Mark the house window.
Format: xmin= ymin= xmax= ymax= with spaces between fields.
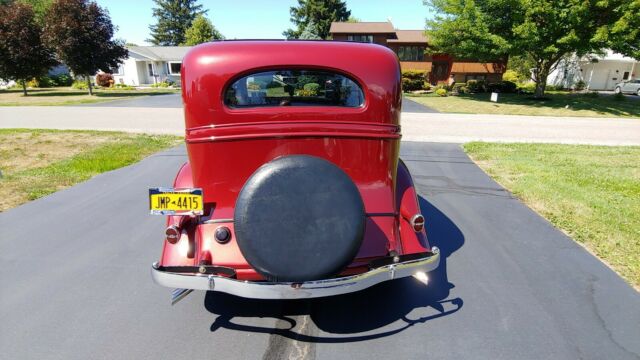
xmin=347 ymin=35 xmax=373 ymax=43
xmin=148 ymin=63 xmax=154 ymax=76
xmin=623 ymin=71 xmax=630 ymax=80
xmin=168 ymin=62 xmax=182 ymax=75
xmin=397 ymin=46 xmax=425 ymax=61
xmin=465 ymin=74 xmax=487 ymax=82
xmin=112 ymin=65 xmax=124 ymax=75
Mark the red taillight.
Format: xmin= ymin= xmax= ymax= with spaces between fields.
xmin=165 ymin=225 xmax=181 ymax=244
xmin=410 ymin=214 xmax=425 ymax=232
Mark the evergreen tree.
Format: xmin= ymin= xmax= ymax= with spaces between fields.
xmin=182 ymin=14 xmax=223 ymax=45
xmin=298 ymin=20 xmax=321 ymax=40
xmin=148 ymin=0 xmax=206 ymax=46
xmin=283 ymin=0 xmax=350 ymax=40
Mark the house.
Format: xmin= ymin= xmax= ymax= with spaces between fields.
xmin=548 ymin=50 xmax=639 ymax=90
xmin=111 ymin=46 xmax=193 ymax=86
xmin=329 ymin=21 xmax=505 ymax=84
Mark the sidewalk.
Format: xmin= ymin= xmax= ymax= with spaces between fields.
xmin=1 ymin=106 xmax=639 ymax=145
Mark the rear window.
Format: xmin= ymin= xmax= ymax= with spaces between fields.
xmin=224 ymin=70 xmax=364 ymax=108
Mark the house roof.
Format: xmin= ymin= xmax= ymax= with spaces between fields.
xmin=387 ymin=30 xmax=428 ymax=43
xmin=329 ymin=21 xmax=396 ymax=34
xmin=127 ymin=46 xmax=193 ymax=61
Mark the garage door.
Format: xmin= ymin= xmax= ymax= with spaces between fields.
xmin=588 ymin=70 xmax=610 ymax=90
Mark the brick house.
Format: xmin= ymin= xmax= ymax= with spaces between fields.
xmin=329 ymin=21 xmax=505 ymax=85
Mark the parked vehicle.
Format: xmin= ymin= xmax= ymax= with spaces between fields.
xmin=149 ymin=41 xmax=440 ymax=304
xmin=614 ymin=79 xmax=640 ymax=95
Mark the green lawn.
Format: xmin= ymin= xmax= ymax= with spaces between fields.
xmin=464 ymin=143 xmax=640 ymax=288
xmin=0 ymin=129 xmax=182 ymax=211
xmin=408 ymin=92 xmax=640 ymax=118
xmin=0 ymin=87 xmax=179 ymax=106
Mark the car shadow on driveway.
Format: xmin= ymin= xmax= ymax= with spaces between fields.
xmin=203 ymin=197 xmax=464 ymax=343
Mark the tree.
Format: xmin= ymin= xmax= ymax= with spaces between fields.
xmin=182 ymin=14 xmax=223 ymax=45
xmin=148 ymin=0 xmax=206 ymax=46
xmin=425 ymin=0 xmax=640 ymax=98
xmin=44 ymin=0 xmax=127 ymax=95
xmin=600 ymin=0 xmax=640 ymax=60
xmin=17 ymin=0 xmax=53 ymax=24
xmin=298 ymin=20 xmax=321 ymax=40
xmin=283 ymin=0 xmax=350 ymax=40
xmin=0 ymin=2 xmax=57 ymax=95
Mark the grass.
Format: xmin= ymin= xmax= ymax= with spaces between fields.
xmin=463 ymin=142 xmax=640 ymax=288
xmin=0 ymin=129 xmax=182 ymax=211
xmin=407 ymin=91 xmax=640 ymax=118
xmin=0 ymin=87 xmax=179 ymax=106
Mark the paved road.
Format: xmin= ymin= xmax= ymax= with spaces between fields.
xmin=76 ymin=93 xmax=183 ymax=108
xmin=1 ymin=142 xmax=638 ymax=360
xmin=2 ymin=106 xmax=640 ymax=145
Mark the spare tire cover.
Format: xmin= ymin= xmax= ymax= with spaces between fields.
xmin=234 ymin=155 xmax=365 ymax=282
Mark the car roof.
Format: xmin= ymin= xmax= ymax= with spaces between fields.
xmin=181 ymin=40 xmax=402 ymax=128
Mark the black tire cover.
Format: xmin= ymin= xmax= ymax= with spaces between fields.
xmin=234 ymin=155 xmax=365 ymax=282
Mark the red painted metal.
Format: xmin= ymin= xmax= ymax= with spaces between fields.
xmin=157 ymin=41 xmax=432 ymax=280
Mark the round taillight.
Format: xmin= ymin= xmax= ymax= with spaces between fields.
xmin=165 ymin=225 xmax=181 ymax=244
xmin=410 ymin=214 xmax=425 ymax=232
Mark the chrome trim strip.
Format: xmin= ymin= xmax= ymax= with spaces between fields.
xmin=203 ymin=218 xmax=234 ymax=224
xmin=151 ymin=247 xmax=440 ymax=299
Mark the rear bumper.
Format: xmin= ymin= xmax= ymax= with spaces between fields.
xmin=151 ymin=247 xmax=440 ymax=299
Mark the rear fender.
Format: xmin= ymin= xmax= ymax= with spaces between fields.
xmin=396 ymin=159 xmax=431 ymax=254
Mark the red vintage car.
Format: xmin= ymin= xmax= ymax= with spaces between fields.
xmin=150 ymin=40 xmax=440 ymax=304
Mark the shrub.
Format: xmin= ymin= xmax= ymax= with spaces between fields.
xmin=38 ymin=76 xmax=57 ymax=88
xmin=266 ymin=81 xmax=281 ymax=89
xmin=487 ymin=81 xmax=517 ymax=93
xmin=151 ymin=81 xmax=171 ymax=88
xmin=585 ymin=91 xmax=599 ymax=98
xmin=95 ymin=73 xmax=113 ymax=87
xmin=466 ymin=79 xmax=486 ymax=93
xmin=71 ymin=80 xmax=88 ymax=90
xmin=502 ymin=70 xmax=522 ymax=83
xmin=401 ymin=70 xmax=426 ymax=80
xmin=110 ymin=83 xmax=135 ymax=90
xmin=303 ymin=82 xmax=320 ymax=92
xmin=574 ymin=80 xmax=586 ymax=91
xmin=402 ymin=78 xmax=424 ymax=91
xmin=517 ymin=82 xmax=536 ymax=93
xmin=401 ymin=70 xmax=429 ymax=91
xmin=25 ymin=78 xmax=39 ymax=88
xmin=51 ymin=73 xmax=72 ymax=86
xmin=435 ymin=88 xmax=448 ymax=97
xmin=452 ymin=83 xmax=468 ymax=94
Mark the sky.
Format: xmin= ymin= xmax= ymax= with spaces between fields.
xmin=94 ymin=0 xmax=434 ymax=45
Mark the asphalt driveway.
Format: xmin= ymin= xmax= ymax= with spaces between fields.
xmin=1 ymin=142 xmax=638 ymax=360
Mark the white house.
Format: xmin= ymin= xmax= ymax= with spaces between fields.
xmin=548 ymin=50 xmax=639 ymax=90
xmin=112 ymin=46 xmax=193 ymax=86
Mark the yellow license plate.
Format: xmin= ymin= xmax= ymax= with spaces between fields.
xmin=149 ymin=188 xmax=203 ymax=215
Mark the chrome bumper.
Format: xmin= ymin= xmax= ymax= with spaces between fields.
xmin=151 ymin=247 xmax=440 ymax=299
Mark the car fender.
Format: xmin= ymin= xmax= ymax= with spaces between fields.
xmin=396 ymin=159 xmax=431 ymax=254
